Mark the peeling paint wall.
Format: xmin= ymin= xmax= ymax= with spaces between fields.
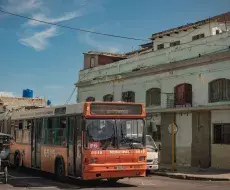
xmin=78 ymin=59 xmax=230 ymax=107
xmin=153 ymin=23 xmax=230 ymax=51
xmin=211 ymin=144 xmax=230 ymax=169
xmin=211 ymin=110 xmax=230 ymax=169
xmin=78 ymin=32 xmax=230 ymax=82
xmin=191 ymin=112 xmax=211 ymax=168
xmin=175 ymin=113 xmax=192 ymax=166
xmin=160 ymin=113 xmax=175 ymax=164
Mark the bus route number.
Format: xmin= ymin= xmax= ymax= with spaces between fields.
xmin=44 ymin=148 xmax=56 ymax=158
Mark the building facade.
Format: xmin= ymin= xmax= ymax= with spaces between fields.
xmin=76 ymin=12 xmax=230 ymax=169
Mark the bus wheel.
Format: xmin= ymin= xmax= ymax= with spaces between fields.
xmin=55 ymin=157 xmax=65 ymax=181
xmin=107 ymin=178 xmax=119 ymax=184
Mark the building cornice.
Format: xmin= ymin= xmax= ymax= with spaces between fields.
xmin=75 ymin=50 xmax=230 ymax=88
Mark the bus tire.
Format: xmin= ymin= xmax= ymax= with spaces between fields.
xmin=14 ymin=151 xmax=21 ymax=170
xmin=107 ymin=178 xmax=119 ymax=184
xmin=55 ymin=157 xmax=65 ymax=181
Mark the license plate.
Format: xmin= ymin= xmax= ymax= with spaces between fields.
xmin=116 ymin=165 xmax=124 ymax=170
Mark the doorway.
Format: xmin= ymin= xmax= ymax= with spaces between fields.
xmin=67 ymin=116 xmax=82 ymax=177
xmin=31 ymin=119 xmax=42 ymax=168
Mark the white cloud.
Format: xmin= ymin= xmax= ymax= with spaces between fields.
xmin=1 ymin=0 xmax=42 ymax=14
xmin=19 ymin=10 xmax=82 ymax=51
xmin=19 ymin=26 xmax=58 ymax=51
xmin=26 ymin=11 xmax=83 ymax=26
xmin=1 ymin=0 xmax=103 ymax=51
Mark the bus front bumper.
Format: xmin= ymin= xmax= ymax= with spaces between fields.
xmin=83 ymin=163 xmax=146 ymax=180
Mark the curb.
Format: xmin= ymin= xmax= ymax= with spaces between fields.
xmin=152 ymin=172 xmax=230 ymax=181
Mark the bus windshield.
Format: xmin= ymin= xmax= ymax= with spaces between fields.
xmin=85 ymin=119 xmax=145 ymax=150
xmin=118 ymin=119 xmax=144 ymax=149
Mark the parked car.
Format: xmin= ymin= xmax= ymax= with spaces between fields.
xmin=146 ymin=135 xmax=159 ymax=173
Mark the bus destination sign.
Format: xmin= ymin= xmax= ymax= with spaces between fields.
xmin=90 ymin=103 xmax=142 ymax=115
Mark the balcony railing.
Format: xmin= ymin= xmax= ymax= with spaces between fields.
xmin=166 ymin=92 xmax=193 ymax=108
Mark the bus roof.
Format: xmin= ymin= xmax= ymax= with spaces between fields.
xmin=10 ymin=102 xmax=145 ymax=120
xmin=11 ymin=103 xmax=85 ymax=120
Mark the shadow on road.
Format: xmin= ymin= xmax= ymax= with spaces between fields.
xmin=6 ymin=168 xmax=137 ymax=189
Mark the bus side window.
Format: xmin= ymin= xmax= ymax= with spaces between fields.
xmin=44 ymin=117 xmax=54 ymax=145
xmin=11 ymin=121 xmax=15 ymax=140
xmin=68 ymin=117 xmax=74 ymax=145
xmin=0 ymin=120 xmax=3 ymax=133
xmin=76 ymin=117 xmax=82 ymax=148
xmin=7 ymin=118 xmax=11 ymax=134
xmin=22 ymin=120 xmax=31 ymax=144
xmin=15 ymin=120 xmax=23 ymax=143
xmin=37 ymin=118 xmax=44 ymax=144
xmin=56 ymin=117 xmax=67 ymax=146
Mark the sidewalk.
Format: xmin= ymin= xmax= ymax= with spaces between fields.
xmin=152 ymin=164 xmax=230 ymax=181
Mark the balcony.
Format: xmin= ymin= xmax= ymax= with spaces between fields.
xmin=166 ymin=92 xmax=193 ymax=108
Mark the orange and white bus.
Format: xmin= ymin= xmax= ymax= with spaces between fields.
xmin=9 ymin=102 xmax=147 ymax=182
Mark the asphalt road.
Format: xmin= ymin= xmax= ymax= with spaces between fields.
xmin=0 ymin=169 xmax=230 ymax=189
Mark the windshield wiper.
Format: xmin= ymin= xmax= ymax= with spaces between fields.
xmin=121 ymin=138 xmax=143 ymax=149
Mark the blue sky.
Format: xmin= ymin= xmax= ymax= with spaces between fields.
xmin=0 ymin=0 xmax=229 ymax=105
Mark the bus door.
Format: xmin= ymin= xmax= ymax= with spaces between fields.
xmin=67 ymin=116 xmax=82 ymax=177
xmin=31 ymin=119 xmax=42 ymax=168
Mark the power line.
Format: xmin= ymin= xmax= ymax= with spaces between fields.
xmin=65 ymin=87 xmax=76 ymax=104
xmin=1 ymin=9 xmax=229 ymax=45
xmin=0 ymin=9 xmax=148 ymax=42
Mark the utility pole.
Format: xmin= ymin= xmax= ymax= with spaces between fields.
xmin=171 ymin=120 xmax=175 ymax=171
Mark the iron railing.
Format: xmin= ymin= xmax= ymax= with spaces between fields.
xmin=166 ymin=92 xmax=193 ymax=108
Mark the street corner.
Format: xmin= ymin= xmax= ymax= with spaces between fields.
xmin=0 ymin=183 xmax=15 ymax=190
xmin=151 ymin=171 xmax=230 ymax=181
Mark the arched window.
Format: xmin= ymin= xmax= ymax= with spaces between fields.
xmin=209 ymin=78 xmax=230 ymax=103
xmin=86 ymin=97 xmax=95 ymax=102
xmin=103 ymin=94 xmax=113 ymax=102
xmin=122 ymin=91 xmax=135 ymax=102
xmin=174 ymin=83 xmax=192 ymax=106
xmin=146 ymin=88 xmax=161 ymax=107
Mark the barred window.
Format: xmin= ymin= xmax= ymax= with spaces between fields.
xmin=122 ymin=91 xmax=135 ymax=102
xmin=170 ymin=41 xmax=180 ymax=47
xmin=192 ymin=33 xmax=205 ymax=41
xmin=103 ymin=94 xmax=113 ymax=102
xmin=86 ymin=97 xmax=95 ymax=102
xmin=213 ymin=124 xmax=230 ymax=144
xmin=209 ymin=78 xmax=230 ymax=103
xmin=146 ymin=88 xmax=161 ymax=107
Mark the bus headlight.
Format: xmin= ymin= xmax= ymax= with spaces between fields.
xmin=139 ymin=156 xmax=146 ymax=161
xmin=89 ymin=158 xmax=98 ymax=163
xmin=84 ymin=157 xmax=98 ymax=164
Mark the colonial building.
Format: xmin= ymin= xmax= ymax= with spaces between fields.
xmin=75 ymin=12 xmax=230 ymax=169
